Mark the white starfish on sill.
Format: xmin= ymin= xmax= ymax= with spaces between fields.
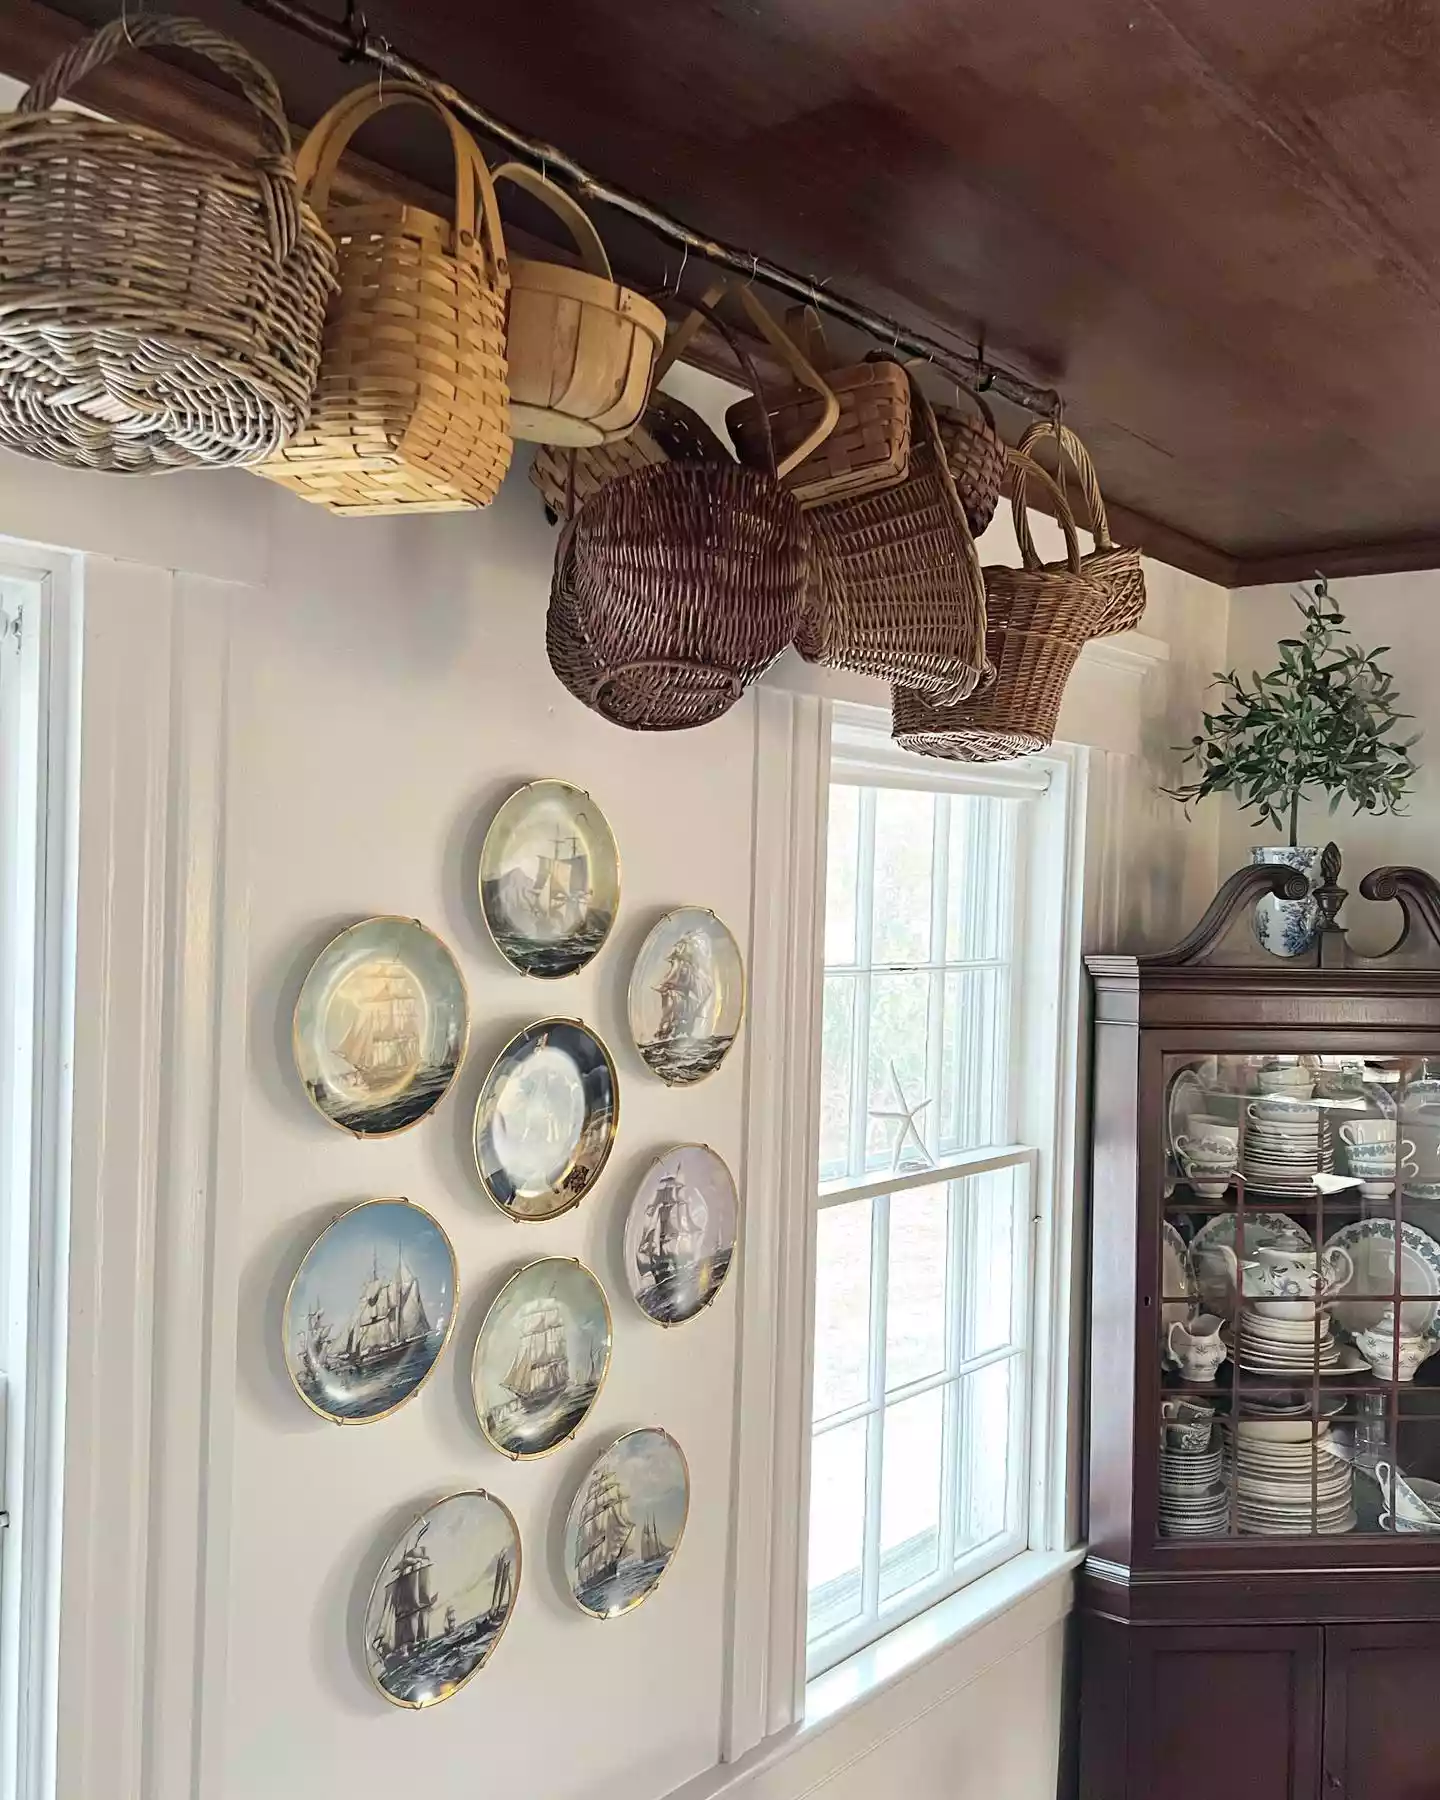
xmin=870 ymin=1060 xmax=935 ymax=1173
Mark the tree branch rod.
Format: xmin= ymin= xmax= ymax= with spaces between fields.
xmin=237 ymin=0 xmax=1063 ymax=417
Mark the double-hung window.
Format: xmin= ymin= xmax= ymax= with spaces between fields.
xmin=805 ymin=708 xmax=1074 ymax=1675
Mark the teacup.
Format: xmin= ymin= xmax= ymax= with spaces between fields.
xmin=1355 ymin=1321 xmax=1434 ymax=1382
xmin=1168 ymin=1313 xmax=1227 ymax=1383
xmin=1175 ymin=1134 xmax=1239 ymax=1198
xmin=1257 ymin=1065 xmax=1314 ymax=1099
xmin=1246 ymin=1098 xmax=1320 ymax=1126
xmin=1377 ymin=1460 xmax=1440 ymax=1532
xmin=1191 ymin=1115 xmax=1240 ymax=1148
xmin=1161 ymin=1398 xmax=1215 ymax=1451
xmin=1341 ymin=1119 xmax=1397 ymax=1149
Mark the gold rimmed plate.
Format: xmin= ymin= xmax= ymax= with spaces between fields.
xmin=363 ymin=1488 xmax=521 ymax=1709
xmin=624 ymin=1145 xmax=739 ymax=1327
xmin=293 ymin=916 xmax=469 ymax=1137
xmin=285 ymin=1198 xmax=457 ymax=1426
xmin=480 ymin=779 xmax=620 ymax=978
xmin=628 ymin=907 xmax=744 ymax=1087
xmin=563 ymin=1427 xmax=689 ymax=1619
xmin=472 ymin=1257 xmax=612 ymax=1458
xmin=473 ymin=1017 xmax=619 ymax=1221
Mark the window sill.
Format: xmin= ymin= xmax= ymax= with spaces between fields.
xmin=805 ymin=1544 xmax=1084 ymax=1728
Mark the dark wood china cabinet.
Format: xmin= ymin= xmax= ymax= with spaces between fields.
xmin=1080 ymin=855 xmax=1440 ymax=1800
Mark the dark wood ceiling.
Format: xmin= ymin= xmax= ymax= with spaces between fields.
xmin=11 ymin=0 xmax=1440 ymax=583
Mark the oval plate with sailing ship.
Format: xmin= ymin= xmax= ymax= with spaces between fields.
xmin=293 ymin=916 xmax=469 ymax=1137
xmin=472 ymin=1257 xmax=612 ymax=1458
xmin=563 ymin=1427 xmax=689 ymax=1620
xmin=480 ymin=779 xmax=620 ymax=979
xmin=628 ymin=908 xmax=744 ymax=1087
xmin=284 ymin=1198 xmax=458 ymax=1426
xmin=473 ymin=1018 xmax=619 ymax=1221
xmin=363 ymin=1488 xmax=521 ymax=1710
xmin=624 ymin=1145 xmax=739 ymax=1327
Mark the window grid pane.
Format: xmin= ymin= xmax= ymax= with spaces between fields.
xmin=810 ymin=773 xmax=1035 ymax=1667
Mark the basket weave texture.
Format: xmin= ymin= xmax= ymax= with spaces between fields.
xmin=728 ymin=356 xmax=910 ymax=507
xmin=529 ymin=391 xmax=728 ymax=519
xmin=892 ymin=452 xmax=1110 ymax=763
xmin=0 ymin=15 xmax=336 ymax=473
xmin=797 ymin=371 xmax=990 ymax=705
xmin=547 ymin=306 xmax=808 ymax=732
xmin=932 ymin=396 xmax=1007 ymax=536
xmin=1012 ymin=421 xmax=1146 ymax=636
xmin=256 ymin=82 xmax=511 ymax=515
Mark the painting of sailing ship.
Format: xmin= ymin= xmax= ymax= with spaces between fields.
xmin=480 ymin=780 xmax=620 ymax=978
xmin=473 ymin=1018 xmax=618 ymax=1220
xmin=364 ymin=1489 xmax=520 ymax=1709
xmin=563 ymin=1428 xmax=689 ymax=1619
xmin=624 ymin=1145 xmax=739 ymax=1326
xmin=472 ymin=1257 xmax=612 ymax=1457
xmin=628 ymin=908 xmax=744 ymax=1088
xmin=285 ymin=1199 xmax=457 ymax=1424
xmin=293 ymin=917 xmax=469 ymax=1136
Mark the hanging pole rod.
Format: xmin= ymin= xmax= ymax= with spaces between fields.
xmin=237 ymin=0 xmax=1063 ymax=418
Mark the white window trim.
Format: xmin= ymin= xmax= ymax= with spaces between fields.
xmin=0 ymin=549 xmax=80 ymax=1800
xmin=726 ymin=692 xmax=1088 ymax=1763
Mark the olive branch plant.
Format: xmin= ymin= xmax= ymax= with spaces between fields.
xmin=1165 ymin=577 xmax=1420 ymax=846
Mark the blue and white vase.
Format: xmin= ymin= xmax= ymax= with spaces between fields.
xmin=1250 ymin=845 xmax=1322 ymax=957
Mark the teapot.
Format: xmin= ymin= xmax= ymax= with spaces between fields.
xmin=1212 ymin=1238 xmax=1353 ymax=1320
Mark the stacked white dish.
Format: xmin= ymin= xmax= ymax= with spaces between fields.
xmin=1235 ymin=1305 xmax=1363 ymax=1375
xmin=1229 ymin=1420 xmax=1355 ymax=1535
xmin=1242 ymin=1101 xmax=1323 ymax=1196
xmin=1159 ymin=1432 xmax=1227 ymax=1537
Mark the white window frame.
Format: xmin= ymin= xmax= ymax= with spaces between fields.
xmin=0 ymin=549 xmax=78 ymax=1800
xmin=726 ymin=691 xmax=1087 ymax=1762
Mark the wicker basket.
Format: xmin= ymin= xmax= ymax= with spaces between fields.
xmin=797 ymin=370 xmax=989 ymax=704
xmin=932 ymin=388 xmax=1007 ymax=536
xmin=727 ymin=302 xmax=908 ymax=507
xmin=492 ymin=162 xmax=666 ymax=447
xmin=892 ymin=453 xmax=1110 ymax=762
xmin=529 ymin=391 xmax=728 ymax=518
xmin=1012 ymin=421 xmax=1146 ymax=635
xmin=547 ymin=306 xmax=809 ymax=731
xmin=256 ymin=81 xmax=510 ymax=515
xmin=0 ymin=15 xmax=336 ymax=473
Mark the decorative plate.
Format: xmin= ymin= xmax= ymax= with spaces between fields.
xmin=363 ymin=1489 xmax=520 ymax=1709
xmin=472 ymin=1258 xmax=612 ymax=1458
xmin=563 ymin=1427 xmax=689 ymax=1620
xmin=293 ymin=916 xmax=469 ymax=1137
xmin=1161 ymin=1220 xmax=1197 ymax=1340
xmin=628 ymin=908 xmax=744 ymax=1087
xmin=479 ymin=780 xmax=620 ymax=979
xmin=473 ymin=1018 xmax=618 ymax=1221
xmin=1325 ymin=1217 xmax=1440 ymax=1342
xmin=284 ymin=1198 xmax=457 ymax=1425
xmin=624 ymin=1146 xmax=739 ymax=1326
xmin=1190 ymin=1211 xmax=1310 ymax=1317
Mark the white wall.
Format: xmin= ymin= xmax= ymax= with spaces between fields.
xmin=0 ymin=423 xmax=1222 ymax=1800
xmin=1223 ymin=572 xmax=1440 ymax=952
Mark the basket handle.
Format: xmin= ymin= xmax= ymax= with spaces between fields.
xmin=727 ymin=286 xmax=840 ymax=477
xmin=294 ymin=82 xmax=508 ymax=287
xmin=1007 ymin=448 xmax=1084 ymax=575
xmin=490 ymin=162 xmax=613 ymax=280
xmin=784 ymin=304 xmax=835 ymax=372
xmin=1013 ymin=420 xmax=1112 ymax=550
xmin=17 ymin=14 xmax=303 ymax=262
xmin=903 ymin=369 xmax=990 ymax=680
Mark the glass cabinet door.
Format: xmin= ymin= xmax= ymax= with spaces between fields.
xmin=1159 ymin=1052 xmax=1440 ymax=1544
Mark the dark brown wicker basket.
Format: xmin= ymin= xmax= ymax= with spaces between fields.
xmin=529 ymin=390 xmax=728 ymax=520
xmin=796 ymin=369 xmax=989 ymax=704
xmin=892 ymin=452 xmax=1110 ymax=762
xmin=1012 ymin=421 xmax=1146 ymax=636
xmin=932 ymin=387 xmax=1007 ymax=536
xmin=547 ymin=306 xmax=809 ymax=732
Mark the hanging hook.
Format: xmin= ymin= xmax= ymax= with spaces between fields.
xmin=341 ymin=0 xmax=369 ymax=61
xmin=973 ymin=326 xmax=994 ymax=393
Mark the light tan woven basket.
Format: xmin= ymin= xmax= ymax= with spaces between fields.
xmin=256 ymin=81 xmax=511 ymax=515
xmin=892 ymin=453 xmax=1110 ymax=763
xmin=1012 ymin=421 xmax=1146 ymax=636
xmin=797 ymin=370 xmax=990 ymax=704
xmin=0 ymin=14 xmax=336 ymax=473
xmin=492 ymin=162 xmax=666 ymax=447
xmin=727 ymin=302 xmax=909 ymax=507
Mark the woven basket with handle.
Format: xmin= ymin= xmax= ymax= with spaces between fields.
xmin=547 ymin=304 xmax=809 ymax=732
xmin=0 ymin=14 xmax=336 ymax=473
xmin=529 ymin=390 xmax=728 ymax=518
xmin=726 ymin=302 xmax=907 ymax=507
xmin=1012 ymin=421 xmax=1146 ymax=636
xmin=797 ymin=369 xmax=990 ymax=704
xmin=892 ymin=452 xmax=1110 ymax=762
xmin=256 ymin=81 xmax=510 ymax=515
xmin=932 ymin=386 xmax=1007 ymax=536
